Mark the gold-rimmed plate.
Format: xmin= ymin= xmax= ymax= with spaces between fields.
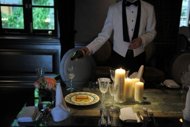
xmin=65 ymin=92 xmax=100 ymax=106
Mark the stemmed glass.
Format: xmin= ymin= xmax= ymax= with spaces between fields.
xmin=109 ymin=69 xmax=116 ymax=105
xmin=98 ymin=78 xmax=110 ymax=109
xmin=109 ymin=81 xmax=120 ymax=112
xmin=109 ymin=82 xmax=116 ymax=105
xmin=67 ymin=65 xmax=75 ymax=92
xmin=110 ymin=69 xmax=115 ymax=82
xmin=109 ymin=68 xmax=120 ymax=112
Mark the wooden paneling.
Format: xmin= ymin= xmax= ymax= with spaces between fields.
xmin=0 ymin=36 xmax=61 ymax=88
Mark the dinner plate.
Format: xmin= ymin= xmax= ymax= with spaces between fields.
xmin=65 ymin=92 xmax=100 ymax=106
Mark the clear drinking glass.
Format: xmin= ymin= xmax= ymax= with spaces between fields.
xmin=109 ymin=82 xmax=119 ymax=111
xmin=110 ymin=69 xmax=115 ymax=82
xmin=109 ymin=83 xmax=116 ymax=105
xmin=98 ymin=78 xmax=110 ymax=109
xmin=67 ymin=65 xmax=75 ymax=92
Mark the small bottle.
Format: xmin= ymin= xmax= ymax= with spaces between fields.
xmin=70 ymin=50 xmax=84 ymax=60
xmin=35 ymin=67 xmax=45 ymax=110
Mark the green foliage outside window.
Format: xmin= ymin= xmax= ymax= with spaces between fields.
xmin=1 ymin=0 xmax=54 ymax=30
xmin=1 ymin=7 xmax=24 ymax=29
xmin=32 ymin=0 xmax=53 ymax=6
xmin=33 ymin=7 xmax=54 ymax=30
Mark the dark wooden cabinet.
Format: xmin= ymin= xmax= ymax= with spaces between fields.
xmin=0 ymin=36 xmax=61 ymax=88
xmin=0 ymin=36 xmax=61 ymax=126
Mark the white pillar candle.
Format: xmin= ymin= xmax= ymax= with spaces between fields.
xmin=124 ymin=78 xmax=133 ymax=99
xmin=130 ymin=78 xmax=140 ymax=100
xmin=134 ymin=81 xmax=144 ymax=102
xmin=114 ymin=68 xmax=126 ymax=103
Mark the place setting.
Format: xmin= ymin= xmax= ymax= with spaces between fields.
xmin=96 ymin=65 xmax=151 ymax=127
xmin=16 ymin=67 xmax=71 ymax=125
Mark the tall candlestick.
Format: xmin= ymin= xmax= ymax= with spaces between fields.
xmin=114 ymin=68 xmax=126 ymax=103
xmin=134 ymin=81 xmax=144 ymax=102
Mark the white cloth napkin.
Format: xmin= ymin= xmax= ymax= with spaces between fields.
xmin=51 ymin=83 xmax=70 ymax=122
xmin=183 ymin=86 xmax=190 ymax=121
xmin=119 ymin=107 xmax=141 ymax=123
xmin=17 ymin=106 xmax=39 ymax=122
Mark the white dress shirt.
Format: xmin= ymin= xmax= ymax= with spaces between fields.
xmin=87 ymin=0 xmax=156 ymax=57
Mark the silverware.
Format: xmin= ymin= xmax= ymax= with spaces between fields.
xmin=99 ymin=109 xmax=107 ymax=127
xmin=142 ymin=108 xmax=159 ymax=127
xmin=141 ymin=107 xmax=151 ymax=127
xmin=143 ymin=107 xmax=150 ymax=121
xmin=149 ymin=110 xmax=158 ymax=127
xmin=136 ymin=111 xmax=143 ymax=122
xmin=41 ymin=107 xmax=51 ymax=125
xmin=101 ymin=112 xmax=107 ymax=126
xmin=107 ymin=110 xmax=111 ymax=127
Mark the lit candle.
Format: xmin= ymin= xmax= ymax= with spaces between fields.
xmin=114 ymin=68 xmax=126 ymax=103
xmin=124 ymin=78 xmax=133 ymax=99
xmin=130 ymin=78 xmax=140 ymax=100
xmin=131 ymin=78 xmax=140 ymax=83
xmin=134 ymin=81 xmax=144 ymax=102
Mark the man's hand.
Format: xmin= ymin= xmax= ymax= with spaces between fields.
xmin=129 ymin=37 xmax=142 ymax=49
xmin=80 ymin=47 xmax=91 ymax=56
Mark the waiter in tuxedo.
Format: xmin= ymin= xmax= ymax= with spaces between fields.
xmin=80 ymin=0 xmax=156 ymax=73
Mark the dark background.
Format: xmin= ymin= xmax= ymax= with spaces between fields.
xmin=0 ymin=0 xmax=186 ymax=126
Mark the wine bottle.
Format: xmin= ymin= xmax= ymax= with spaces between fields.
xmin=70 ymin=50 xmax=84 ymax=60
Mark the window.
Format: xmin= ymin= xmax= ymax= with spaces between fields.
xmin=179 ymin=0 xmax=190 ymax=27
xmin=0 ymin=0 xmax=58 ymax=36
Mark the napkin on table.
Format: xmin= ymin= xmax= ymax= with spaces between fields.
xmin=51 ymin=83 xmax=70 ymax=122
xmin=17 ymin=106 xmax=40 ymax=122
xmin=119 ymin=107 xmax=141 ymax=123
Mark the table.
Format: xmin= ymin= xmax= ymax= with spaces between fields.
xmin=11 ymin=87 xmax=189 ymax=127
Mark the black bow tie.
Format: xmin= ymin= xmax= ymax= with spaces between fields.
xmin=125 ymin=0 xmax=139 ymax=7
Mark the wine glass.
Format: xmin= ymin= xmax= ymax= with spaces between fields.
xmin=109 ymin=82 xmax=119 ymax=110
xmin=109 ymin=82 xmax=115 ymax=105
xmin=110 ymin=69 xmax=115 ymax=82
xmin=67 ymin=65 xmax=75 ymax=92
xmin=109 ymin=69 xmax=118 ymax=105
xmin=98 ymin=78 xmax=110 ymax=109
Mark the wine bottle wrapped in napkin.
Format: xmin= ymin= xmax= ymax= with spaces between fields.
xmin=119 ymin=107 xmax=141 ymax=123
xmin=17 ymin=106 xmax=41 ymax=122
xmin=51 ymin=83 xmax=70 ymax=122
